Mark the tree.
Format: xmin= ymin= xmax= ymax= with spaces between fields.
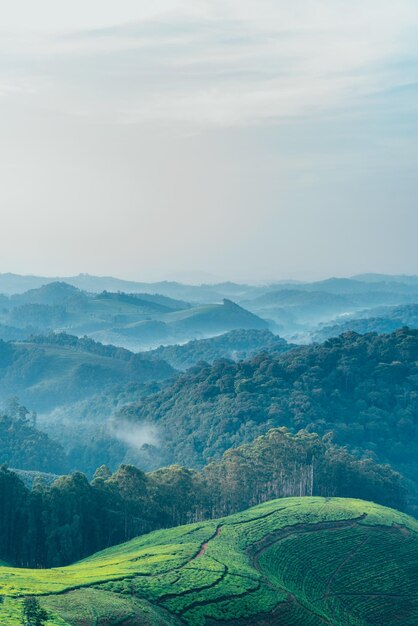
xmin=22 ymin=597 xmax=48 ymax=626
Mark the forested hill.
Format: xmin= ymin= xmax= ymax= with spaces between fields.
xmin=149 ymin=329 xmax=290 ymax=370
xmin=313 ymin=304 xmax=418 ymax=342
xmin=119 ymin=328 xmax=418 ymax=504
xmin=0 ymin=333 xmax=174 ymax=412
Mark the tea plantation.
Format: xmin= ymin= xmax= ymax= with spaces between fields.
xmin=0 ymin=497 xmax=417 ymax=625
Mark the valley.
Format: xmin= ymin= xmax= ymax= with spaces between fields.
xmin=0 ymin=273 xmax=417 ymax=624
xmin=2 ymin=0 xmax=415 ymax=620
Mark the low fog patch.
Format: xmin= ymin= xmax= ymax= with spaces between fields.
xmin=108 ymin=419 xmax=160 ymax=451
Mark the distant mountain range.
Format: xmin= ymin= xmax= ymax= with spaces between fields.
xmin=2 ymin=270 xmax=418 ymax=295
xmin=352 ymin=273 xmax=418 ymax=284
xmin=1 ymin=272 xmax=418 ymax=346
xmin=0 ymin=272 xmax=262 ymax=302
xmin=0 ymin=281 xmax=269 ymax=350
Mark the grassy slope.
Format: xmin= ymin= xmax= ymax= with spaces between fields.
xmin=123 ymin=301 xmax=268 ymax=330
xmin=1 ymin=340 xmax=172 ymax=411
xmin=3 ymin=342 xmax=124 ymax=410
xmin=0 ymin=497 xmax=417 ymax=625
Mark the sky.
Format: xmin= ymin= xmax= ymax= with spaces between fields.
xmin=0 ymin=0 xmax=417 ymax=283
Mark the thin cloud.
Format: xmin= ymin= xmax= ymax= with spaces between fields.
xmin=0 ymin=1 xmax=417 ymax=128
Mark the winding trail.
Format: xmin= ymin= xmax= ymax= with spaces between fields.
xmin=196 ymin=526 xmax=222 ymax=558
xmin=99 ymin=510 xmax=413 ymax=625
xmin=164 ymin=511 xmax=369 ymax=624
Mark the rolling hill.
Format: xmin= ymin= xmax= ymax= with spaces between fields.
xmin=0 ymin=283 xmax=269 ymax=350
xmin=312 ymin=303 xmax=418 ymax=342
xmin=3 ymin=274 xmax=418 ymax=347
xmin=0 ymin=431 xmax=404 ymax=569
xmin=285 ymin=276 xmax=418 ymax=297
xmin=0 ymin=333 xmax=174 ymax=412
xmin=242 ymin=280 xmax=418 ymax=337
xmin=242 ymin=289 xmax=355 ymax=333
xmin=149 ymin=329 xmax=290 ymax=370
xmin=0 ymin=282 xmax=190 ymax=333
xmin=0 ymin=497 xmax=417 ymax=625
xmin=118 ymin=328 xmax=418 ymax=511
xmin=109 ymin=300 xmax=270 ymax=350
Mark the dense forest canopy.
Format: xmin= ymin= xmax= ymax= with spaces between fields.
xmin=0 ymin=330 xmax=291 ymax=476
xmin=2 ymin=328 xmax=418 ymax=511
xmin=0 ymin=403 xmax=68 ymax=474
xmin=118 ymin=328 xmax=418 ymax=509
xmin=149 ymin=329 xmax=290 ymax=370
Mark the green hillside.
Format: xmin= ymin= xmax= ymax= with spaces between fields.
xmin=110 ymin=298 xmax=269 ymax=350
xmin=0 ymin=497 xmax=417 ymax=625
xmin=119 ymin=328 xmax=418 ymax=511
xmin=150 ymin=329 xmax=290 ymax=370
xmin=0 ymin=282 xmax=269 ymax=351
xmin=0 ymin=333 xmax=173 ymax=412
xmin=0 ymin=432 xmax=404 ymax=569
xmin=0 ymin=281 xmax=192 ymax=348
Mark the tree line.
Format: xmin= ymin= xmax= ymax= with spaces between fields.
xmin=0 ymin=428 xmax=404 ymax=568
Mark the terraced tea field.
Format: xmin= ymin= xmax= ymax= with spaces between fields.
xmin=0 ymin=497 xmax=417 ymax=625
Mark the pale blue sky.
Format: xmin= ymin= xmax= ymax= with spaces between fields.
xmin=0 ymin=1 xmax=417 ymax=281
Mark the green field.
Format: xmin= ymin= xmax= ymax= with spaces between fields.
xmin=0 ymin=497 xmax=417 ymax=625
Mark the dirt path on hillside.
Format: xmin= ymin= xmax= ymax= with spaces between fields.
xmin=196 ymin=525 xmax=222 ymax=558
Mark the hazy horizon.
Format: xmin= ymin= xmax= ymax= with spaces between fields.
xmin=0 ymin=268 xmax=417 ymax=287
xmin=1 ymin=1 xmax=417 ymax=281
